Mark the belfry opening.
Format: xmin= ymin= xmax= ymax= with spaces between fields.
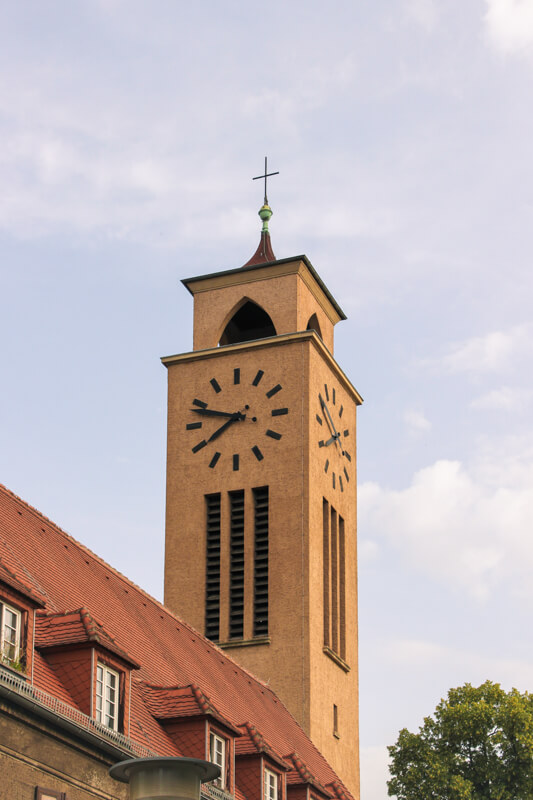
xmin=219 ymin=300 xmax=277 ymax=346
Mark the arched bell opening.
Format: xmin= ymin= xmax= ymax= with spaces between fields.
xmin=306 ymin=313 xmax=322 ymax=339
xmin=219 ymin=300 xmax=277 ymax=346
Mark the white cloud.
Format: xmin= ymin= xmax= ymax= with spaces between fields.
xmin=359 ymin=453 xmax=533 ymax=600
xmin=404 ymin=0 xmax=439 ymax=32
xmin=404 ymin=409 xmax=432 ymax=433
xmin=421 ymin=324 xmax=533 ymax=374
xmin=484 ymin=0 xmax=533 ymax=55
xmin=470 ymin=386 xmax=533 ymax=411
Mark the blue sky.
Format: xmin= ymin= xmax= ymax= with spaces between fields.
xmin=1 ymin=2 xmax=533 ymax=797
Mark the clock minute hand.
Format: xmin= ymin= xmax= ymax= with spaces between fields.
xmin=205 ymin=412 xmax=245 ymax=444
xmin=319 ymin=395 xmax=340 ymax=437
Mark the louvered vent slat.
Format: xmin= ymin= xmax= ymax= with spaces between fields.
xmin=205 ymin=493 xmax=221 ymax=641
xmin=253 ymin=486 xmax=269 ymax=637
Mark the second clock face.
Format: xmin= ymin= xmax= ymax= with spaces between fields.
xmin=316 ymin=382 xmax=352 ymax=492
xmin=186 ymin=367 xmax=289 ymax=471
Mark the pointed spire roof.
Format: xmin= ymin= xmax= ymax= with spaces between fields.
xmin=243 ymin=157 xmax=279 ymax=267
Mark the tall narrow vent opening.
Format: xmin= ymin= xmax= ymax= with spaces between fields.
xmin=253 ymin=486 xmax=269 ymax=636
xmin=323 ymin=498 xmax=330 ymax=648
xmin=323 ymin=498 xmax=346 ymax=662
xmin=205 ymin=493 xmax=221 ymax=641
xmin=331 ymin=506 xmax=339 ymax=654
xmin=229 ymin=490 xmax=245 ymax=639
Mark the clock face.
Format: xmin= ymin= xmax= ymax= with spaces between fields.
xmin=187 ymin=367 xmax=288 ymax=471
xmin=316 ymin=383 xmax=351 ymax=492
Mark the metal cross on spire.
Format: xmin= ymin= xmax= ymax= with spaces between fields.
xmin=253 ymin=157 xmax=279 ymax=206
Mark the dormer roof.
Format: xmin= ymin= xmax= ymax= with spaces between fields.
xmin=140 ymin=682 xmax=241 ymax=734
xmin=36 ymin=608 xmax=140 ymax=669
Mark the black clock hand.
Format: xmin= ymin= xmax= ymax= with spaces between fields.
xmin=324 ymin=434 xmax=340 ymax=447
xmin=205 ymin=413 xmax=245 ymax=444
xmin=319 ymin=395 xmax=340 ymax=438
xmin=191 ymin=408 xmax=243 ymax=419
xmin=319 ymin=394 xmax=343 ymax=453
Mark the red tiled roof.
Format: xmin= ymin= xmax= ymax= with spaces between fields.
xmin=0 ymin=484 xmax=354 ymax=800
xmin=140 ymin=682 xmax=241 ymax=734
xmin=0 ymin=556 xmax=46 ymax=606
xmin=236 ymin=722 xmax=290 ymax=770
xmin=286 ymin=753 xmax=332 ymax=797
xmin=36 ymin=608 xmax=140 ymax=668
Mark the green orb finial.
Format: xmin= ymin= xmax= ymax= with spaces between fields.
xmin=258 ymin=202 xmax=273 ymax=232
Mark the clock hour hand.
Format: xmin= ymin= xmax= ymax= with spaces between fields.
xmin=191 ymin=407 xmax=242 ymax=419
xmin=324 ymin=434 xmax=340 ymax=447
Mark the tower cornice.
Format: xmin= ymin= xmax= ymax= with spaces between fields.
xmin=161 ymin=330 xmax=363 ymax=406
xmin=182 ymin=256 xmax=346 ymax=327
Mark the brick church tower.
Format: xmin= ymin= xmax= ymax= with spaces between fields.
xmin=162 ymin=170 xmax=362 ymax=796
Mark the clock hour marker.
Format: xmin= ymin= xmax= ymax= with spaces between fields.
xmin=186 ymin=422 xmax=202 ymax=430
xmin=332 ymin=388 xmax=336 ymax=405
xmin=234 ymin=368 xmax=240 ymax=385
xmin=252 ymin=370 xmax=264 ymax=386
xmin=324 ymin=460 xmax=329 ymax=473
xmin=271 ymin=408 xmax=288 ymax=416
xmin=192 ymin=440 xmax=207 ymax=453
xmin=339 ymin=475 xmax=344 ymax=492
xmin=343 ymin=429 xmax=349 ymax=437
xmin=233 ymin=454 xmax=239 ymax=471
xmin=193 ymin=399 xmax=207 ymax=409
xmin=252 ymin=445 xmax=264 ymax=461
xmin=266 ymin=429 xmax=282 ymax=440
xmin=316 ymin=414 xmax=323 ymax=425
xmin=318 ymin=440 xmax=325 ymax=447
xmin=344 ymin=467 xmax=349 ymax=482
xmin=324 ymin=384 xmax=329 ymax=402
xmin=210 ymin=378 xmax=221 ymax=393
xmin=332 ymin=472 xmax=336 ymax=489
xmin=266 ymin=384 xmax=282 ymax=398
xmin=339 ymin=405 xmax=344 ymax=418
xmin=344 ymin=450 xmax=352 ymax=462
xmin=209 ymin=452 xmax=221 ymax=469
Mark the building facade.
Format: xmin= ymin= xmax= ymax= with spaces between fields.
xmin=163 ymin=215 xmax=362 ymax=795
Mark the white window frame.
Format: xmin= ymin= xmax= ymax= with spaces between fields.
xmin=209 ymin=730 xmax=226 ymax=788
xmin=95 ymin=662 xmax=120 ymax=731
xmin=264 ymin=768 xmax=278 ymax=800
xmin=1 ymin=602 xmax=21 ymax=666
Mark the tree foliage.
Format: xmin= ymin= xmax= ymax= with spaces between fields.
xmin=388 ymin=681 xmax=533 ymax=800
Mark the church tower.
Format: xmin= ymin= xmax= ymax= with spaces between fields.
xmin=163 ymin=169 xmax=362 ymax=797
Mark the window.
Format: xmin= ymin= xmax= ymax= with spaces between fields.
xmin=264 ymin=769 xmax=278 ymax=800
xmin=95 ymin=663 xmax=119 ymax=731
xmin=1 ymin=602 xmax=21 ymax=666
xmin=333 ymin=704 xmax=339 ymax=738
xmin=35 ymin=790 xmax=66 ymax=800
xmin=209 ymin=731 xmax=226 ymax=788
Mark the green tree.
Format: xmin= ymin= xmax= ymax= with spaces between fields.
xmin=388 ymin=681 xmax=533 ymax=800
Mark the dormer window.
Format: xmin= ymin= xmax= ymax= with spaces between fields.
xmin=209 ymin=730 xmax=226 ymax=788
xmin=95 ymin=662 xmax=119 ymax=731
xmin=264 ymin=768 xmax=278 ymax=800
xmin=1 ymin=601 xmax=21 ymax=666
